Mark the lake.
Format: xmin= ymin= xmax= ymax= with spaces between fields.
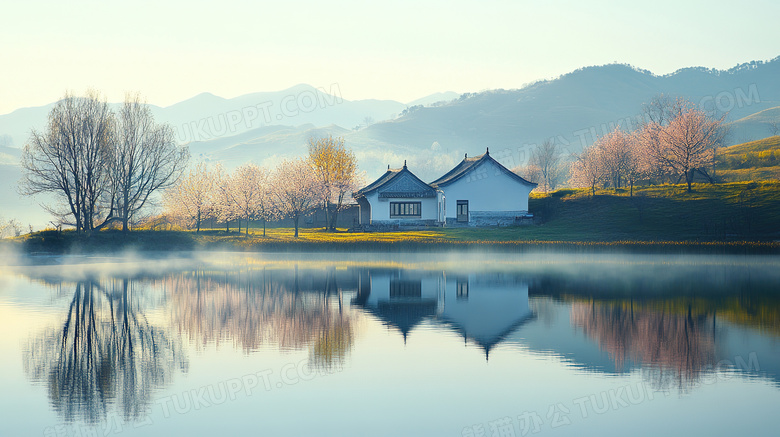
xmin=1 ymin=251 xmax=778 ymax=436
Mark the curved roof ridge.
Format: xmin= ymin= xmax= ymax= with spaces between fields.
xmin=430 ymin=152 xmax=537 ymax=188
xmin=354 ymin=165 xmax=436 ymax=198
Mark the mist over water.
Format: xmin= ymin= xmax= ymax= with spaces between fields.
xmin=1 ymin=251 xmax=778 ymax=436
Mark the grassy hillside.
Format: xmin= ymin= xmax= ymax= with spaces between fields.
xmin=523 ymin=181 xmax=780 ymax=241
xmin=716 ymin=135 xmax=780 ymax=181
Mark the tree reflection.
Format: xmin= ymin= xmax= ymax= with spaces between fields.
xmin=24 ymin=278 xmax=187 ymax=423
xmin=167 ymin=267 xmax=354 ymax=369
xmin=570 ymin=300 xmax=717 ymax=390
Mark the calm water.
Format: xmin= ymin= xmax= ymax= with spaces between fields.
xmin=1 ymin=251 xmax=779 ymax=436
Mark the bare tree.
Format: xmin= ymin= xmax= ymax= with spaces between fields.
xmin=0 ymin=217 xmax=23 ymax=238
xmin=21 ymin=91 xmax=189 ymax=233
xmin=528 ymin=139 xmax=564 ymax=192
xmin=271 ymin=158 xmax=325 ymax=238
xmin=513 ymin=163 xmax=542 ymax=188
xmin=641 ymin=94 xmax=683 ymax=126
xmin=113 ymin=94 xmax=189 ymax=232
xmin=570 ymin=145 xmax=605 ymax=197
xmin=307 ymin=136 xmax=361 ymax=231
xmin=20 ymin=91 xmax=117 ymax=233
xmin=769 ymin=121 xmax=780 ymax=137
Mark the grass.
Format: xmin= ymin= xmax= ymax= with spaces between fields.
xmin=5 ymin=181 xmax=780 ymax=255
xmin=715 ymin=135 xmax=780 ymax=182
xmin=521 ymin=181 xmax=780 ymax=242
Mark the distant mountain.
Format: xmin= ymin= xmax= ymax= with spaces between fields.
xmin=406 ymin=92 xmax=460 ymax=107
xmin=0 ymin=84 xmax=408 ymax=148
xmin=0 ymin=163 xmax=48 ymax=227
xmin=0 ymin=145 xmax=20 ymax=166
xmin=188 ymin=123 xmax=353 ymax=169
xmin=727 ymin=106 xmax=780 ymax=144
xmin=352 ymin=59 xmax=780 ymax=178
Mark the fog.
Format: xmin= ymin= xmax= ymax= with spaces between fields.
xmin=2 ymin=250 xmax=779 ymax=291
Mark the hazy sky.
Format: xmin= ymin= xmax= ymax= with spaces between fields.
xmin=2 ymin=0 xmax=778 ymax=115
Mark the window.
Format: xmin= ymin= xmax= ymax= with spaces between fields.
xmin=456 ymin=278 xmax=469 ymax=300
xmin=390 ymin=201 xmax=422 ymax=217
xmin=390 ymin=279 xmax=422 ymax=298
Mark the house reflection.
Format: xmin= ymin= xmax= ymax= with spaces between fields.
xmin=352 ymin=269 xmax=533 ymax=358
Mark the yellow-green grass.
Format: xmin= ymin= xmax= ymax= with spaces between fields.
xmin=716 ymin=136 xmax=780 ymax=182
xmin=720 ymin=135 xmax=780 ymax=155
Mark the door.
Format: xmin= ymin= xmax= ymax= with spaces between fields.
xmin=456 ymin=200 xmax=469 ymax=223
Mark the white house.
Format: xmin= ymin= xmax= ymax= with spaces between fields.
xmin=353 ymin=161 xmax=443 ymax=226
xmin=353 ymin=149 xmax=537 ymax=227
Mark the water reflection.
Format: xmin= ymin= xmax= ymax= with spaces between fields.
xmin=14 ymin=254 xmax=780 ymax=425
xmin=354 ymin=269 xmax=533 ymax=358
xmin=571 ymin=300 xmax=717 ymax=389
xmin=24 ymin=278 xmax=187 ymax=423
xmin=166 ymin=267 xmax=355 ymax=368
xmin=520 ymin=269 xmax=780 ymax=388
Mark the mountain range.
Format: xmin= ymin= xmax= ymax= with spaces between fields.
xmin=182 ymin=58 xmax=780 ymax=182
xmin=2 ymin=57 xmax=780 ymax=227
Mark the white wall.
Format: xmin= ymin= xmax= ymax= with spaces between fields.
xmin=441 ymin=160 xmax=534 ymax=218
xmin=367 ymin=272 xmax=443 ymax=307
xmin=366 ymin=192 xmax=438 ymax=222
xmin=441 ymin=276 xmax=531 ymax=343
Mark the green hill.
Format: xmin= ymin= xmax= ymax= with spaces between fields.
xmin=715 ymin=135 xmax=780 ymax=181
xmin=727 ymin=106 xmax=780 ymax=144
xmin=520 ymin=182 xmax=780 ymax=241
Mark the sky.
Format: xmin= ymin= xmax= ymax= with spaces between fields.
xmin=1 ymin=0 xmax=779 ymax=115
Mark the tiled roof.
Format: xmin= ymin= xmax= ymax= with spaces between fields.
xmin=430 ymin=150 xmax=537 ymax=188
xmin=353 ymin=164 xmax=436 ymax=198
xmin=355 ymin=150 xmax=537 ymax=199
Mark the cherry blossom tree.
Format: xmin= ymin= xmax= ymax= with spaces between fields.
xmin=641 ymin=100 xmax=726 ymax=192
xmin=212 ymin=165 xmax=240 ymax=232
xmin=221 ymin=164 xmax=272 ymax=235
xmin=622 ymin=132 xmax=650 ymax=197
xmin=596 ymin=128 xmax=632 ymax=192
xmin=163 ymin=162 xmax=218 ymax=232
xmin=271 ymin=158 xmax=325 ymax=238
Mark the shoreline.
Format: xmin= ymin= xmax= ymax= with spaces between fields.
xmin=5 ymin=230 xmax=780 ymax=256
